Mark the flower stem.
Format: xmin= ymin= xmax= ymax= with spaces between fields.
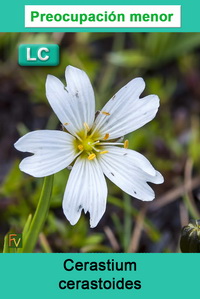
xmin=21 ymin=175 xmax=54 ymax=253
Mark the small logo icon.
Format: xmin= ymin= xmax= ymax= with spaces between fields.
xmin=8 ymin=233 xmax=22 ymax=248
xmin=18 ymin=44 xmax=60 ymax=66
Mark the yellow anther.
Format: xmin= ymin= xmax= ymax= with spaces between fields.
xmin=101 ymin=111 xmax=110 ymax=116
xmin=103 ymin=133 xmax=110 ymax=140
xmin=124 ymin=140 xmax=129 ymax=149
xmin=78 ymin=144 xmax=84 ymax=151
xmin=63 ymin=122 xmax=69 ymax=126
xmin=88 ymin=153 xmax=96 ymax=160
xmin=100 ymin=151 xmax=109 ymax=155
xmin=83 ymin=122 xmax=90 ymax=131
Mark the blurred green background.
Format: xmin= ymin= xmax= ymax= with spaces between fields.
xmin=0 ymin=32 xmax=200 ymax=253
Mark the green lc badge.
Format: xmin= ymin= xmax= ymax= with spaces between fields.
xmin=18 ymin=44 xmax=59 ymax=66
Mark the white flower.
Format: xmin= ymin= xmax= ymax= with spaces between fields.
xmin=14 ymin=65 xmax=164 ymax=228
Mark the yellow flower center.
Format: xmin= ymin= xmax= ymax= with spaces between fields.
xmin=79 ymin=137 xmax=95 ymax=152
xmin=71 ymin=121 xmax=129 ymax=161
xmin=73 ymin=128 xmax=100 ymax=160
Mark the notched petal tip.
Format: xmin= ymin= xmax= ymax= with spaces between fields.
xmin=152 ymin=94 xmax=160 ymax=106
xmin=14 ymin=135 xmax=29 ymax=153
xmin=153 ymin=171 xmax=164 ymax=184
xmin=65 ymin=65 xmax=91 ymax=90
xmin=18 ymin=156 xmax=52 ymax=178
xmin=65 ymin=65 xmax=78 ymax=72
xmin=90 ymin=220 xmax=97 ymax=229
xmin=133 ymin=76 xmax=145 ymax=85
xmin=65 ymin=65 xmax=83 ymax=79
xmin=14 ymin=139 xmax=20 ymax=151
xmin=62 ymin=206 xmax=82 ymax=227
xmin=89 ymin=210 xmax=106 ymax=228
xmin=125 ymin=77 xmax=146 ymax=94
xmin=46 ymin=73 xmax=54 ymax=84
xmin=18 ymin=159 xmax=35 ymax=177
xmin=138 ymin=188 xmax=155 ymax=202
xmin=45 ymin=74 xmax=63 ymax=90
xmin=63 ymin=207 xmax=100 ymax=228
xmin=68 ymin=217 xmax=80 ymax=226
xmin=64 ymin=205 xmax=105 ymax=229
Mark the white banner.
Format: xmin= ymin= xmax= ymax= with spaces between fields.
xmin=25 ymin=5 xmax=181 ymax=28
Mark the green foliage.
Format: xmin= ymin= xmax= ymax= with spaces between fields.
xmin=108 ymin=33 xmax=200 ymax=69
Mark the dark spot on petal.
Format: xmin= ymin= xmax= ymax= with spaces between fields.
xmin=95 ymin=110 xmax=100 ymax=119
xmin=65 ymin=87 xmax=69 ymax=93
xmin=112 ymin=94 xmax=116 ymax=100
xmin=77 ymin=205 xmax=82 ymax=212
xmin=111 ymin=172 xmax=115 ymax=176
xmin=104 ymin=119 xmax=110 ymax=125
xmin=123 ymin=153 xmax=127 ymax=156
xmin=75 ymin=92 xmax=79 ymax=98
xmin=134 ymin=191 xmax=137 ymax=194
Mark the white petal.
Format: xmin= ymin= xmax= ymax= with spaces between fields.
xmin=148 ymin=170 xmax=164 ymax=184
xmin=65 ymin=66 xmax=95 ymax=129
xmin=116 ymin=147 xmax=156 ymax=176
xmin=45 ymin=66 xmax=95 ymax=136
xmin=93 ymin=78 xmax=159 ymax=139
xmin=14 ymin=130 xmax=77 ymax=177
xmin=46 ymin=75 xmax=79 ymax=136
xmin=98 ymin=146 xmax=163 ymax=201
xmin=62 ymin=156 xmax=107 ymax=228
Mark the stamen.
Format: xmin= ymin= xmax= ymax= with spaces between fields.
xmin=90 ymin=111 xmax=111 ymax=137
xmin=63 ymin=122 xmax=69 ymax=126
xmin=91 ymin=146 xmax=100 ymax=152
xmin=88 ymin=153 xmax=96 ymax=160
xmin=99 ymin=142 xmax=124 ymax=146
xmin=78 ymin=144 xmax=84 ymax=151
xmin=124 ymin=140 xmax=129 ymax=149
xmin=101 ymin=111 xmax=110 ymax=116
xmin=74 ymin=133 xmax=83 ymax=142
xmin=100 ymin=150 xmax=109 ymax=155
xmin=103 ymin=133 xmax=110 ymax=140
xmin=83 ymin=122 xmax=90 ymax=132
